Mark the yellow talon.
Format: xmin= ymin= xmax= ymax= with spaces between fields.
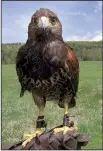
xmin=22 ymin=129 xmax=42 ymax=148
xmin=63 ymin=125 xmax=78 ymax=134
xmin=54 ymin=125 xmax=78 ymax=135
xmin=54 ymin=102 xmax=78 ymax=135
xmin=23 ymin=134 xmax=33 ymax=139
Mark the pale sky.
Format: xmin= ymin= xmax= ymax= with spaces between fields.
xmin=2 ymin=1 xmax=102 ymax=43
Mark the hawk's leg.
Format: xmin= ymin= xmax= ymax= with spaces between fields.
xmin=22 ymin=95 xmax=46 ymax=148
xmin=54 ymin=95 xmax=78 ymax=134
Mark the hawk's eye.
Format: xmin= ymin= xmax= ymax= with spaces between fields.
xmin=50 ymin=16 xmax=57 ymax=25
xmin=32 ymin=17 xmax=38 ymax=25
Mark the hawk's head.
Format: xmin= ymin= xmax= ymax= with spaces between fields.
xmin=28 ymin=8 xmax=62 ymax=41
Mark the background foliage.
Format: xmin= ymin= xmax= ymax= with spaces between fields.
xmin=2 ymin=41 xmax=102 ymax=64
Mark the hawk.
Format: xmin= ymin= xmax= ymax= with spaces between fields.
xmin=16 ymin=8 xmax=79 ymax=147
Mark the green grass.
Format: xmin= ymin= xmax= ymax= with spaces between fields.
xmin=2 ymin=61 xmax=102 ymax=149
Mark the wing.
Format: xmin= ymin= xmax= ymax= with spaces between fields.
xmin=16 ymin=39 xmax=36 ymax=97
xmin=66 ymin=45 xmax=79 ymax=95
xmin=46 ymin=41 xmax=79 ymax=96
xmin=16 ymin=43 xmax=30 ymax=97
xmin=16 ymin=45 xmax=26 ymax=97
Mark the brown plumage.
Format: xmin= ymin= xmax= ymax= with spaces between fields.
xmin=28 ymin=8 xmax=62 ymax=42
xmin=16 ymin=8 xmax=79 ymax=147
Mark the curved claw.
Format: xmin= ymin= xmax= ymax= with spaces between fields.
xmin=63 ymin=125 xmax=78 ymax=134
xmin=54 ymin=125 xmax=78 ymax=135
xmin=22 ymin=134 xmax=36 ymax=148
xmin=23 ymin=134 xmax=33 ymax=139
xmin=22 ymin=130 xmax=42 ymax=148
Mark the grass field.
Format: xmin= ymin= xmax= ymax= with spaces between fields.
xmin=2 ymin=61 xmax=102 ymax=149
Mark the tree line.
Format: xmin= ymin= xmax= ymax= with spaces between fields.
xmin=2 ymin=41 xmax=102 ymax=64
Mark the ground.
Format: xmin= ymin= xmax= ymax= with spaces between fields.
xmin=2 ymin=61 xmax=102 ymax=149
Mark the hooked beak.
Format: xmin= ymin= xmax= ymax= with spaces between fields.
xmin=38 ymin=16 xmax=49 ymax=29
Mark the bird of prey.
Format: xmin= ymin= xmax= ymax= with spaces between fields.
xmin=16 ymin=8 xmax=79 ymax=147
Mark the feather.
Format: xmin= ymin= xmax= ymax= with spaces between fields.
xmin=16 ymin=8 xmax=79 ymax=107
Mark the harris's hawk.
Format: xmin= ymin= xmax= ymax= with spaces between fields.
xmin=16 ymin=8 xmax=79 ymax=147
